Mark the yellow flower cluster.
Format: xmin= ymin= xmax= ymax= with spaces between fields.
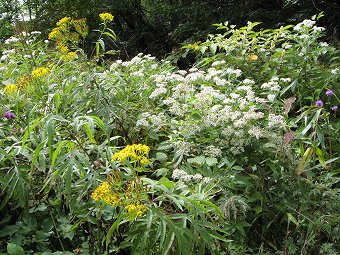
xmin=31 ymin=67 xmax=50 ymax=78
xmin=3 ymin=84 xmax=18 ymax=94
xmin=72 ymin=18 xmax=88 ymax=38
xmin=248 ymin=54 xmax=259 ymax=61
xmin=112 ymin=144 xmax=150 ymax=165
xmin=63 ymin=51 xmax=77 ymax=61
xmin=48 ymin=16 xmax=88 ymax=56
xmin=17 ymin=76 xmax=32 ymax=89
xmin=99 ymin=13 xmax=114 ymax=22
xmin=56 ymin=43 xmax=69 ymax=54
xmin=48 ymin=27 xmax=63 ymax=40
xmin=56 ymin=17 xmax=72 ymax=27
xmin=125 ymin=202 xmax=147 ymax=217
xmin=91 ymin=182 xmax=121 ymax=206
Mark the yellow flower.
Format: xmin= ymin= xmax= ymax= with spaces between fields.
xmin=17 ymin=76 xmax=32 ymax=89
xmin=72 ymin=18 xmax=89 ymax=38
xmin=56 ymin=43 xmax=69 ymax=54
xmin=48 ymin=27 xmax=62 ymax=40
xmin=112 ymin=144 xmax=150 ymax=164
xmin=31 ymin=67 xmax=50 ymax=78
xmin=91 ymin=182 xmax=111 ymax=201
xmin=248 ymin=54 xmax=259 ymax=61
xmin=56 ymin=17 xmax=72 ymax=27
xmin=63 ymin=51 xmax=77 ymax=61
xmin=3 ymin=84 xmax=18 ymax=94
xmin=91 ymin=182 xmax=121 ymax=206
xmin=125 ymin=202 xmax=147 ymax=218
xmin=99 ymin=13 xmax=114 ymax=22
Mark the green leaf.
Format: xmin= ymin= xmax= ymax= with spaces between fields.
xmin=158 ymin=177 xmax=176 ymax=189
xmin=287 ymin=213 xmax=299 ymax=227
xmin=7 ymin=243 xmax=24 ymax=255
xmin=296 ymin=147 xmax=314 ymax=175
xmin=205 ymin=157 xmax=218 ymax=166
xmin=156 ymin=152 xmax=168 ymax=163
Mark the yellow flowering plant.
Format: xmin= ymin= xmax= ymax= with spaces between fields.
xmin=91 ymin=172 xmax=149 ymax=220
xmin=99 ymin=13 xmax=114 ymax=23
xmin=31 ymin=67 xmax=50 ymax=78
xmin=92 ymin=12 xmax=118 ymax=59
xmin=3 ymin=84 xmax=18 ymax=94
xmin=111 ymin=144 xmax=151 ymax=166
xmin=48 ymin=16 xmax=88 ymax=57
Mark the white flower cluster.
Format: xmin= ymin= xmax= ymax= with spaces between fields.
xmin=136 ymin=112 xmax=166 ymax=130
xmin=331 ymin=68 xmax=339 ymax=75
xmin=129 ymin=55 xmax=288 ymax=158
xmin=261 ymin=77 xmax=291 ymax=102
xmin=109 ymin=53 xmax=158 ymax=71
xmin=149 ymin=85 xmax=167 ymax=99
xmin=0 ymin=49 xmax=16 ymax=61
xmin=211 ymin=60 xmax=226 ymax=67
xmin=293 ymin=19 xmax=325 ymax=35
xmin=5 ymin=36 xmax=20 ymax=44
xmin=294 ymin=19 xmax=316 ymax=31
xmin=203 ymin=145 xmax=222 ymax=158
xmin=172 ymin=169 xmax=213 ymax=184
xmin=268 ymin=114 xmax=286 ymax=129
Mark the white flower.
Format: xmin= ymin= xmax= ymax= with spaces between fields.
xmin=226 ymin=68 xmax=242 ymax=77
xmin=214 ymin=77 xmax=228 ymax=86
xmin=0 ymin=55 xmax=8 ymax=61
xmin=2 ymin=49 xmax=15 ymax=55
xmin=284 ymin=44 xmax=292 ymax=49
xmin=202 ymin=177 xmax=213 ymax=184
xmin=185 ymin=71 xmax=205 ymax=82
xmin=331 ymin=68 xmax=339 ymax=75
xmin=313 ymin=26 xmax=325 ymax=32
xmin=248 ymin=126 xmax=265 ymax=139
xmin=204 ymin=145 xmax=222 ymax=157
xmin=176 ymin=70 xmax=187 ymax=76
xmin=149 ymin=113 xmax=165 ymax=127
xmin=149 ymin=86 xmax=167 ymax=99
xmin=298 ymin=34 xmax=309 ymax=40
xmin=5 ymin=36 xmax=19 ymax=44
xmin=280 ymin=78 xmax=291 ymax=83
xmin=242 ymin=78 xmax=255 ymax=85
xmin=136 ymin=118 xmax=149 ymax=127
xmin=132 ymin=70 xmax=144 ymax=77
xmin=319 ymin=42 xmax=328 ymax=47
xmin=268 ymin=114 xmax=286 ymax=128
xmin=294 ymin=19 xmax=316 ymax=31
xmin=230 ymin=93 xmax=240 ymax=99
xmin=267 ymin=94 xmax=276 ymax=101
xmin=189 ymin=67 xmax=198 ymax=72
xmin=192 ymin=174 xmax=203 ymax=181
xmin=172 ymin=169 xmax=189 ymax=179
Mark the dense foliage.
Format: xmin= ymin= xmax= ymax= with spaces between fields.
xmin=0 ymin=13 xmax=340 ymax=255
xmin=1 ymin=0 xmax=340 ymax=57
